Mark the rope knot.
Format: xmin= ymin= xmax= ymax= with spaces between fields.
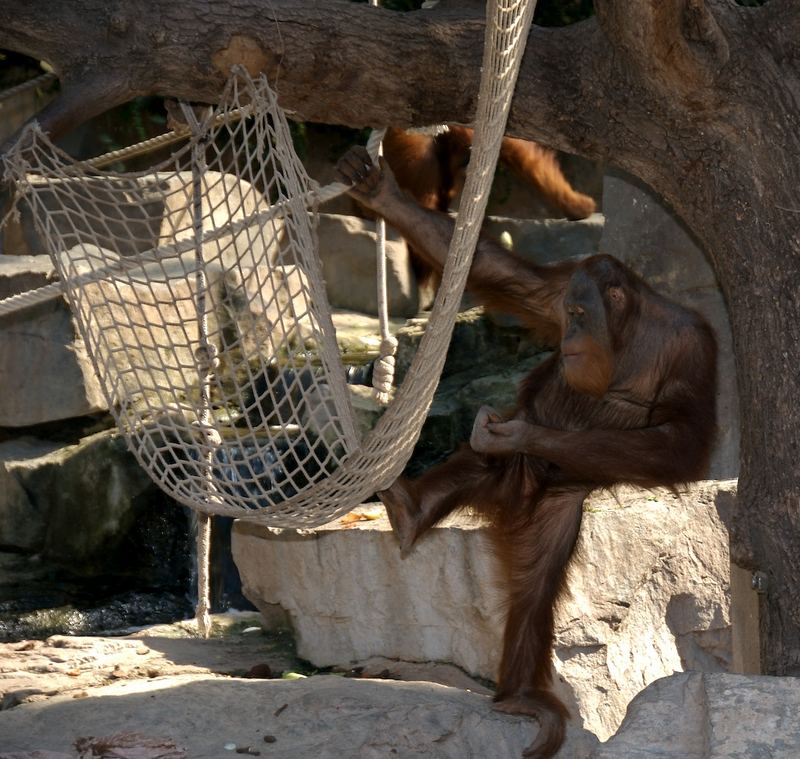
xmin=372 ymin=335 xmax=398 ymax=404
xmin=192 ymin=420 xmax=222 ymax=448
xmin=195 ymin=344 xmax=220 ymax=374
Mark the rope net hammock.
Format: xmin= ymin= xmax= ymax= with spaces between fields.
xmin=3 ymin=0 xmax=537 ymax=534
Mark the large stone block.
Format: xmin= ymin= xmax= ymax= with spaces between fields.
xmin=1 ymin=251 xmax=321 ymax=426
xmin=233 ymin=481 xmax=734 ymax=740
xmin=0 ymin=255 xmax=107 ymax=426
xmin=0 ymin=170 xmax=287 ymax=425
xmin=483 ymin=212 xmax=605 ymax=264
xmin=153 ymin=171 xmax=281 ymax=266
xmin=555 ymin=483 xmax=733 ymax=740
xmin=59 ymin=245 xmax=226 ymax=412
xmin=236 ymin=512 xmax=499 ymax=675
xmin=316 ymin=213 xmax=419 ymax=318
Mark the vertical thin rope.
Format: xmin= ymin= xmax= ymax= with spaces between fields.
xmin=184 ymin=103 xmax=219 ymax=638
xmin=195 ymin=512 xmax=212 ymax=637
xmin=364 ymin=127 xmax=397 ymax=404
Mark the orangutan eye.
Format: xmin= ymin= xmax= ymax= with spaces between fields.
xmin=567 ymin=305 xmax=584 ymax=317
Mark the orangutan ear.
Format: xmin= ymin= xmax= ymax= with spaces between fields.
xmin=608 ymin=286 xmax=625 ymax=309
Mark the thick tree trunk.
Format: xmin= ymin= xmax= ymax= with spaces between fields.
xmin=688 ymin=194 xmax=800 ymax=676
xmin=1 ymin=0 xmax=799 ymax=673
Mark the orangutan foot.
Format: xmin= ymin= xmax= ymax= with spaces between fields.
xmin=378 ymin=477 xmax=420 ymax=556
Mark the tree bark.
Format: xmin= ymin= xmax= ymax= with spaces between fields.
xmin=1 ymin=0 xmax=799 ymax=674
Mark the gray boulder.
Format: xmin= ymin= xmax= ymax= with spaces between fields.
xmin=394 ymin=306 xmax=542 ymax=385
xmin=592 ymin=672 xmax=800 ymax=758
xmin=317 ymin=213 xmax=419 ymax=317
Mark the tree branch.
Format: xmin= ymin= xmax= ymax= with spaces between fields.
xmin=0 ymin=0 xmax=790 ymax=181
xmin=0 ymin=1 xmax=623 ymax=161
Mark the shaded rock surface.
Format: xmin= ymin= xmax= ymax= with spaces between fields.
xmin=0 ymin=617 xmax=598 ymax=759
xmin=0 ymin=430 xmax=187 ymax=574
xmin=1 ymin=625 xmax=795 ymax=758
xmin=0 ymin=586 xmax=191 ymax=645
xmin=0 ymin=675 xmax=599 ymax=759
xmin=234 ymin=481 xmax=735 ymax=741
xmin=0 ymin=438 xmax=63 ymax=552
xmin=393 ymin=307 xmax=549 ymax=475
xmin=0 ymin=428 xmax=191 ymax=642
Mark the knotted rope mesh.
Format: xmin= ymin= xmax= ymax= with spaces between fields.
xmin=3 ymin=0 xmax=536 ymax=531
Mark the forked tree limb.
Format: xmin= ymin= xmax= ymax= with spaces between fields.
xmin=0 ymin=0 xmax=794 ymax=207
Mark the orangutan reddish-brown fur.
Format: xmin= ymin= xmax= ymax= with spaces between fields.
xmin=382 ymin=126 xmax=596 ymax=294
xmin=336 ymin=146 xmax=717 ymax=758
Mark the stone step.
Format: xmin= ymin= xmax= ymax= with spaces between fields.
xmin=0 ymin=673 xmax=598 ymax=758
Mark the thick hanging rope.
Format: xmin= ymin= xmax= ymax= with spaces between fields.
xmin=0 ymin=71 xmax=57 ymax=104
xmin=367 ymin=131 xmax=398 ymax=405
xmin=194 ymin=512 xmax=212 ymax=637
